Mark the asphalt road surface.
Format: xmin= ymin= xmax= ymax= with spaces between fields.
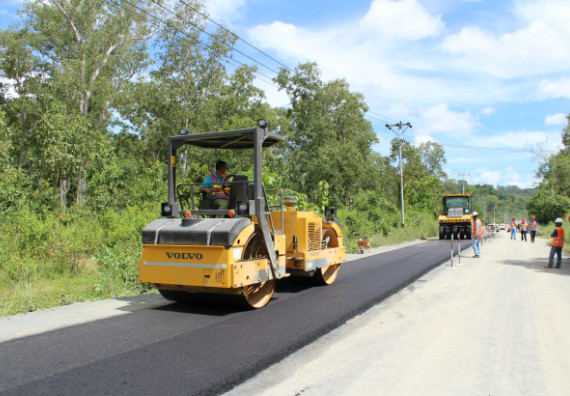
xmin=0 ymin=239 xmax=463 ymax=396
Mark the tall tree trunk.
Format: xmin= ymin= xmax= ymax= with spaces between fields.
xmin=60 ymin=178 xmax=71 ymax=214
xmin=76 ymin=173 xmax=87 ymax=205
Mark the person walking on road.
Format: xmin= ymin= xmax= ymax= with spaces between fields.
xmin=529 ymin=216 xmax=538 ymax=243
xmin=472 ymin=211 xmax=483 ymax=258
xmin=510 ymin=217 xmax=517 ymax=240
xmin=520 ymin=218 xmax=528 ymax=242
xmin=546 ymin=218 xmax=565 ymax=269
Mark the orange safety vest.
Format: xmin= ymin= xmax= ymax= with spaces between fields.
xmin=520 ymin=222 xmax=528 ymax=231
xmin=510 ymin=221 xmax=517 ymax=230
xmin=473 ymin=219 xmax=483 ymax=238
xmin=529 ymin=221 xmax=537 ymax=231
xmin=552 ymin=227 xmax=565 ymax=247
xmin=209 ymin=173 xmax=230 ymax=199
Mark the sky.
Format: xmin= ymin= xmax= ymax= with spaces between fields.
xmin=1 ymin=0 xmax=569 ymax=189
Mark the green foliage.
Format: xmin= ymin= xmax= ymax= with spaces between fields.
xmin=0 ymin=204 xmax=157 ymax=316
xmin=317 ymin=180 xmax=330 ymax=216
xmin=526 ymin=190 xmax=570 ymax=224
xmin=93 ymin=245 xmax=152 ymax=297
xmin=528 ymin=114 xmax=570 ymax=223
xmin=275 ymin=62 xmax=378 ymax=204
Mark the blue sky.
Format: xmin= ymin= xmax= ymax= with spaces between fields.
xmin=1 ymin=0 xmax=569 ymax=188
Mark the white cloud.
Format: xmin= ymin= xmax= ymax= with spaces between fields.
xmin=418 ymin=104 xmax=480 ymax=135
xmin=470 ymin=166 xmax=538 ymax=189
xmin=481 ymin=107 xmax=495 ymax=116
xmin=203 ymin=0 xmax=246 ymax=25
xmin=358 ymin=0 xmax=444 ymax=40
xmin=545 ymin=113 xmax=568 ymax=125
xmin=514 ymin=0 xmax=570 ymax=31
xmin=0 ymin=77 xmax=17 ymax=99
xmin=440 ymin=21 xmax=570 ymax=78
xmin=536 ymin=78 xmax=570 ymax=100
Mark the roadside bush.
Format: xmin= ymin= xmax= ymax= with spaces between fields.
xmin=0 ymin=204 xmax=157 ymax=316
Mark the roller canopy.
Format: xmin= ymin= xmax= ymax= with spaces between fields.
xmin=169 ymin=128 xmax=285 ymax=151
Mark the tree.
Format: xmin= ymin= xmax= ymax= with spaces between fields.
xmin=0 ymin=28 xmax=43 ymax=170
xmin=22 ymin=0 xmax=155 ymax=123
xmin=35 ymin=97 xmax=93 ymax=212
xmin=1 ymin=0 xmax=158 ymax=207
xmin=275 ymin=62 xmax=378 ymax=204
xmin=417 ymin=141 xmax=447 ymax=179
xmin=531 ymin=114 xmax=570 ymax=207
xmin=389 ymin=139 xmax=444 ymax=212
xmin=526 ymin=190 xmax=570 ymax=224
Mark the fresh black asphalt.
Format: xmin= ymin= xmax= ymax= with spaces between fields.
xmin=0 ymin=239 xmax=468 ymax=396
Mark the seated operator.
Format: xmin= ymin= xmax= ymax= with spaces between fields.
xmin=200 ymin=160 xmax=230 ymax=210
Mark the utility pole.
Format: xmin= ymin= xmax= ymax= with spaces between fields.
xmin=386 ymin=122 xmax=412 ymax=228
xmin=458 ymin=172 xmax=469 ymax=194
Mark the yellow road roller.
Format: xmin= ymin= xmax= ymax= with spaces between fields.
xmin=139 ymin=120 xmax=346 ymax=308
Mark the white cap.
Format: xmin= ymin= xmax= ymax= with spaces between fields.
xmin=555 ymin=217 xmax=563 ymax=224
xmin=472 ymin=211 xmax=478 ymax=216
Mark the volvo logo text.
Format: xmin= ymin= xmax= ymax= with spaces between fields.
xmin=166 ymin=252 xmax=203 ymax=260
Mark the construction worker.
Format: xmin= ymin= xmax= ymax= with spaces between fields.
xmin=200 ymin=160 xmax=230 ymax=212
xmin=545 ymin=218 xmax=564 ymax=269
xmin=472 ymin=211 xmax=483 ymax=258
xmin=529 ymin=216 xmax=538 ymax=243
xmin=510 ymin=217 xmax=517 ymax=240
xmin=520 ymin=218 xmax=528 ymax=242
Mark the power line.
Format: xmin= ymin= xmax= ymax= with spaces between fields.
xmin=175 ymin=0 xmax=293 ymax=73
xmin=107 ymin=0 xmax=285 ymax=95
xmin=108 ymin=0 xmax=398 ymax=128
xmin=146 ymin=0 xmax=281 ymax=75
xmin=367 ymin=110 xmax=396 ymax=122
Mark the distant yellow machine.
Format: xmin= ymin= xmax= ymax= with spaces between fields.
xmin=438 ymin=193 xmax=474 ymax=240
xmin=139 ymin=121 xmax=346 ymax=308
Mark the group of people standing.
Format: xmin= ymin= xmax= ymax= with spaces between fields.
xmin=509 ymin=216 xmax=539 ymax=243
xmin=471 ymin=212 xmax=565 ymax=269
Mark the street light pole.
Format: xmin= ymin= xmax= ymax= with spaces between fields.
xmin=386 ymin=122 xmax=412 ymax=228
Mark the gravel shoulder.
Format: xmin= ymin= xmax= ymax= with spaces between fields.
xmin=223 ymin=232 xmax=570 ymax=396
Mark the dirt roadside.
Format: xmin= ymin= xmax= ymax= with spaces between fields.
xmin=223 ymin=232 xmax=570 ymax=396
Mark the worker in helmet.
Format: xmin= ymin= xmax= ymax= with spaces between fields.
xmin=545 ymin=218 xmax=565 ymax=268
xmin=520 ymin=218 xmax=528 ymax=242
xmin=510 ymin=217 xmax=517 ymax=240
xmin=472 ymin=211 xmax=483 ymax=258
xmin=529 ymin=216 xmax=538 ymax=243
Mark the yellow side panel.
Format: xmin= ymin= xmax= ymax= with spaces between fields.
xmin=233 ymin=258 xmax=274 ymax=287
xmin=273 ymin=234 xmax=286 ymax=256
xmin=139 ymin=244 xmax=232 ymax=288
xmin=286 ymin=246 xmax=346 ymax=271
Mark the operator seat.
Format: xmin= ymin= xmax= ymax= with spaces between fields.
xmin=228 ymin=175 xmax=248 ymax=211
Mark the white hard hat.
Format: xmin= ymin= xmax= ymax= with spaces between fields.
xmin=555 ymin=217 xmax=563 ymax=224
xmin=472 ymin=211 xmax=478 ymax=216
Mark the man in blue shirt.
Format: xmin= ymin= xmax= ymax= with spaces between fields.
xmin=200 ymin=160 xmax=230 ymax=211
